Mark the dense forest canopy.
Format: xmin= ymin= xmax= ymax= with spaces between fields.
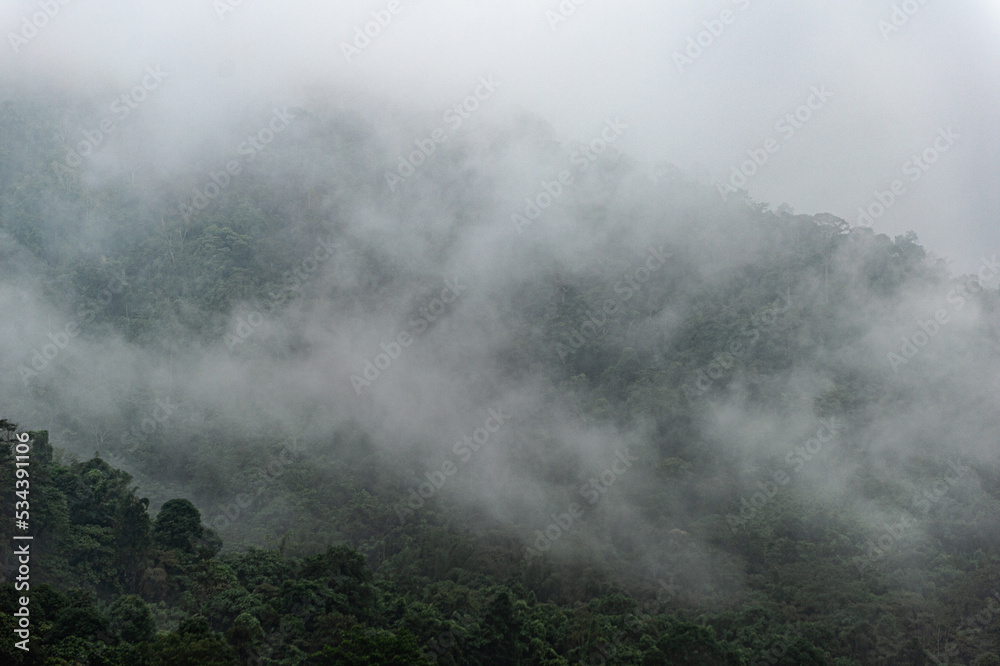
xmin=1 ymin=81 xmax=998 ymax=664
xmin=1 ymin=3 xmax=999 ymax=662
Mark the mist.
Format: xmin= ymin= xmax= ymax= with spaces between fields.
xmin=1 ymin=1 xmax=999 ymax=663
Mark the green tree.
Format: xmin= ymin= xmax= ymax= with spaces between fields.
xmin=308 ymin=626 xmax=432 ymax=665
xmin=226 ymin=611 xmax=267 ymax=664
xmin=109 ymin=594 xmax=156 ymax=644
xmin=152 ymin=499 xmax=204 ymax=554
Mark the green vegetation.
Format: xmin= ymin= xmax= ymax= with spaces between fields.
xmin=2 ymin=91 xmax=1000 ymax=664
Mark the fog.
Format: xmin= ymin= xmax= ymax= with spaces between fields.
xmin=1 ymin=0 xmax=999 ymax=605
xmin=4 ymin=0 xmax=996 ymax=267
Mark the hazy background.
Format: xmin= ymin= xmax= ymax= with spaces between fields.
xmin=1 ymin=0 xmax=996 ymax=273
xmin=0 ymin=0 xmax=998 ymax=601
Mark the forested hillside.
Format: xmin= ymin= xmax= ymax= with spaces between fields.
xmin=2 ymin=84 xmax=1000 ymax=665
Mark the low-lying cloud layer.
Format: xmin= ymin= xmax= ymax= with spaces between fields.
xmin=0 ymin=0 xmax=998 ymax=601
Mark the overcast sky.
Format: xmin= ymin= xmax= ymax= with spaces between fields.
xmin=1 ymin=0 xmax=997 ymax=272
